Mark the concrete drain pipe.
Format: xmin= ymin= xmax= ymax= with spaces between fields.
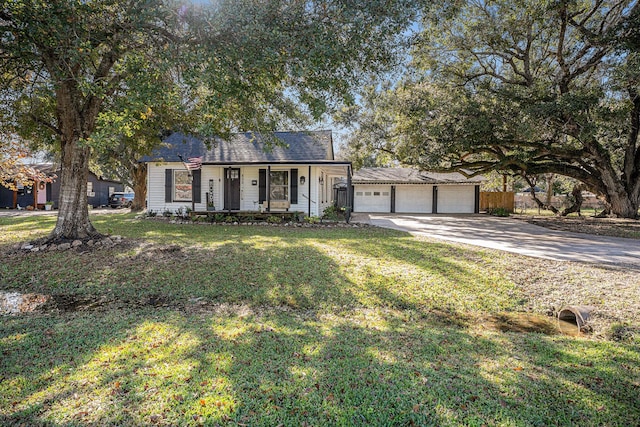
xmin=558 ymin=305 xmax=595 ymax=332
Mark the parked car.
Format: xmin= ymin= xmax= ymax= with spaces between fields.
xmin=109 ymin=192 xmax=134 ymax=208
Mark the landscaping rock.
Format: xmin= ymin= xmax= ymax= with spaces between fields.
xmin=57 ymin=243 xmax=71 ymax=251
xmin=0 ymin=291 xmax=49 ymax=314
xmin=72 ymin=240 xmax=83 ymax=247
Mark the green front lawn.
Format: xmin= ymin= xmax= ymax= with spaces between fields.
xmin=1 ymin=213 xmax=639 ymax=426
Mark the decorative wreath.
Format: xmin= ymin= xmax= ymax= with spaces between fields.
xmin=38 ymin=182 xmax=45 ymax=190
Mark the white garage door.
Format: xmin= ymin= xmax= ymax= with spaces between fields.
xmin=437 ymin=185 xmax=476 ymax=213
xmin=354 ymin=185 xmax=391 ymax=212
xmin=396 ymin=185 xmax=432 ymax=213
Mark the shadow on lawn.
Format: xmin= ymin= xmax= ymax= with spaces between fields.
xmin=16 ymin=234 xmax=517 ymax=317
xmin=2 ymin=231 xmax=492 ymax=317
xmin=2 ymin=218 xmax=639 ymax=424
xmin=2 ymin=308 xmax=639 ymax=426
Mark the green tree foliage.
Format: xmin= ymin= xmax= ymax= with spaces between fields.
xmin=0 ymin=0 xmax=419 ymax=238
xmin=346 ymin=0 xmax=640 ymax=218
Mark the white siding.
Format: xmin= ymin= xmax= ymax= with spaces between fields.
xmin=290 ymin=166 xmax=311 ymax=215
xmin=147 ymin=163 xmax=208 ymax=213
xmin=396 ymin=185 xmax=432 ymax=213
xmin=241 ymin=166 xmax=261 ymax=211
xmin=437 ymin=185 xmax=476 ymax=213
xmin=243 ymin=165 xmax=316 ymax=215
xmin=148 ymin=163 xmax=329 ymax=216
xmin=307 ymin=166 xmax=320 ymax=217
xmin=203 ymin=167 xmax=223 ymax=210
xmin=353 ymin=185 xmax=391 ymax=213
xmin=317 ymin=169 xmax=331 ymax=216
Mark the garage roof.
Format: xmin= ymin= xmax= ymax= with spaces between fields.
xmin=352 ymin=168 xmax=484 ymax=184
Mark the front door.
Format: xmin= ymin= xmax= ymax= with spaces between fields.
xmin=224 ymin=168 xmax=241 ymax=210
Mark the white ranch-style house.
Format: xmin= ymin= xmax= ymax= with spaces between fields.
xmin=140 ymin=131 xmax=351 ymax=217
xmin=141 ymin=131 xmax=484 ymax=216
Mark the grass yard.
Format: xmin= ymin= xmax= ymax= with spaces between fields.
xmin=1 ymin=212 xmax=639 ymax=426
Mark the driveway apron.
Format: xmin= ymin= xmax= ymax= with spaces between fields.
xmin=357 ymin=214 xmax=640 ymax=267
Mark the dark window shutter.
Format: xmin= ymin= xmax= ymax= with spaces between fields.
xmin=259 ymin=169 xmax=266 ymax=203
xmin=290 ymin=169 xmax=298 ymax=204
xmin=192 ymin=169 xmax=201 ymax=203
xmin=165 ymin=169 xmax=173 ymax=203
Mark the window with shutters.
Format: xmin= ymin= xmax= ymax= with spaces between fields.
xmin=174 ymin=170 xmax=192 ymax=201
xmin=269 ymin=170 xmax=289 ymax=201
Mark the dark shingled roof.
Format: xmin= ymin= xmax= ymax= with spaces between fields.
xmin=139 ymin=131 xmax=336 ymax=164
xmin=352 ymin=168 xmax=484 ymax=184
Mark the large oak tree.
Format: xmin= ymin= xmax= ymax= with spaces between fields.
xmin=346 ymin=0 xmax=640 ymax=218
xmin=1 ymin=0 xmax=418 ymax=239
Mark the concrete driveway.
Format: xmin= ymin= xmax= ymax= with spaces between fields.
xmin=352 ymin=213 xmax=640 ymax=267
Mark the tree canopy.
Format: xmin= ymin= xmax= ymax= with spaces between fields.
xmin=1 ymin=0 xmax=419 ymax=238
xmin=345 ymin=0 xmax=640 ymax=218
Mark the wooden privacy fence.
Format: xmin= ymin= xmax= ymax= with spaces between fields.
xmin=480 ymin=192 xmax=515 ymax=212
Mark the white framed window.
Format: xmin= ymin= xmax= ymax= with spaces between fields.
xmin=174 ymin=170 xmax=192 ymax=201
xmin=270 ymin=170 xmax=289 ymax=200
xmin=365 ymin=192 xmax=372 ymax=196
xmin=373 ymin=191 xmax=380 ymax=196
xmin=86 ymin=182 xmax=95 ymax=197
xmin=356 ymin=191 xmax=363 ymax=196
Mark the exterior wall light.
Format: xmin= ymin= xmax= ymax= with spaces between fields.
xmin=300 ymin=176 xmax=306 ymax=185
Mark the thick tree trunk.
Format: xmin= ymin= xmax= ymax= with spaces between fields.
xmin=586 ymin=142 xmax=639 ymax=218
xmin=50 ymin=139 xmax=101 ymax=240
xmin=597 ymin=165 xmax=638 ymax=218
xmin=131 ymin=163 xmax=147 ymax=212
xmin=606 ymin=192 xmax=639 ymax=219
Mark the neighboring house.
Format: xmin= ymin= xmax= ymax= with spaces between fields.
xmin=139 ymin=131 xmax=351 ymax=216
xmin=51 ymin=170 xmax=124 ymax=209
xmin=0 ymin=163 xmax=56 ymax=209
xmin=352 ymin=168 xmax=484 ymax=214
xmin=0 ymin=164 xmax=124 ymax=209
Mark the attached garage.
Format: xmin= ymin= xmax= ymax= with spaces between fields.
xmin=354 ymin=185 xmax=391 ymax=213
xmin=353 ymin=168 xmax=483 ymax=214
xmin=395 ymin=185 xmax=432 ymax=213
xmin=437 ymin=185 xmax=476 ymax=213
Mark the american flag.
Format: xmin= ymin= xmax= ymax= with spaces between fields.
xmin=184 ymin=156 xmax=202 ymax=171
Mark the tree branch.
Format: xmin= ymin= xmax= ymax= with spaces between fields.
xmin=29 ymin=113 xmax=62 ymax=136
